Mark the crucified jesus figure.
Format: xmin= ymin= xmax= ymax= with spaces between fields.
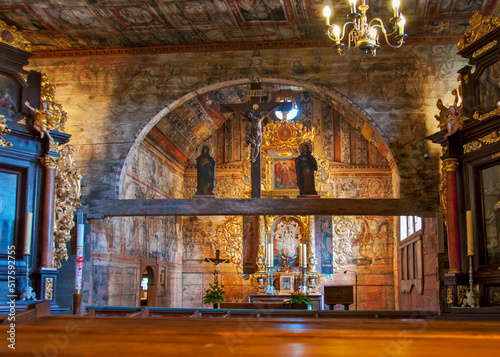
xmin=231 ymin=106 xmax=277 ymax=162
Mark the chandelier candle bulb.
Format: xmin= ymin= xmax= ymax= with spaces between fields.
xmin=466 ymin=210 xmax=474 ymax=256
xmin=393 ymin=0 xmax=400 ymax=18
xmin=24 ymin=212 xmax=33 ymax=254
xmin=399 ymin=16 xmax=406 ymax=36
xmin=349 ymin=0 xmax=357 ymax=14
xmin=323 ymin=6 xmax=331 ymax=26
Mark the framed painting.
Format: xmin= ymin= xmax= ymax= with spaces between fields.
xmin=279 ymin=273 xmax=294 ymax=294
xmin=478 ymin=59 xmax=500 ymax=111
xmin=273 ymin=158 xmax=297 ymax=190
xmin=0 ymin=72 xmax=21 ymax=119
xmin=480 ymin=162 xmax=500 ymax=265
xmin=0 ymin=169 xmax=20 ymax=255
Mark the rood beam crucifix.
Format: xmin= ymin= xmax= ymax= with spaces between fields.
xmin=205 ymin=250 xmax=229 ymax=284
xmin=223 ymin=83 xmax=290 ymax=198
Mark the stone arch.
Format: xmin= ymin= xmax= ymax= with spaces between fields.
xmin=116 ymin=77 xmax=399 ymax=199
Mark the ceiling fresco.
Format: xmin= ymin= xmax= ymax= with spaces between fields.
xmin=1 ymin=0 xmax=498 ymax=56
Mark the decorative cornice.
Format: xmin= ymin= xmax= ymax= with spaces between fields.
xmin=31 ymin=35 xmax=461 ymax=59
xmin=0 ymin=20 xmax=31 ymax=52
xmin=458 ymin=13 xmax=500 ymax=51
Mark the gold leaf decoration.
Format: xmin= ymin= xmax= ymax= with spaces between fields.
xmin=0 ymin=115 xmax=13 ymax=147
xmin=0 ymin=20 xmax=32 ymax=52
xmin=53 ymin=145 xmax=81 ymax=269
xmin=458 ymin=13 xmax=500 ymax=51
xmin=217 ymin=216 xmax=243 ymax=273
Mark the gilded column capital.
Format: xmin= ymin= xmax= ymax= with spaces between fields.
xmin=443 ymin=158 xmax=460 ymax=172
xmin=40 ymin=155 xmax=58 ymax=170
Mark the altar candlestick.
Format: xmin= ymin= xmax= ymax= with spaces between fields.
xmin=466 ymin=210 xmax=474 ymax=255
xmin=24 ymin=212 xmax=33 ymax=255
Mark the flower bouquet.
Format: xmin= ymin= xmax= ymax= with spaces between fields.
xmin=202 ymin=282 xmax=226 ymax=307
xmin=285 ymin=290 xmax=313 ymax=309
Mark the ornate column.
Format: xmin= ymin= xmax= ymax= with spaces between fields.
xmin=444 ymin=158 xmax=462 ymax=274
xmin=34 ymin=142 xmax=60 ymax=304
xmin=39 ymin=153 xmax=58 ymax=267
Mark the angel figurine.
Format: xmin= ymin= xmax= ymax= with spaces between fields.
xmin=25 ymin=100 xmax=54 ymax=141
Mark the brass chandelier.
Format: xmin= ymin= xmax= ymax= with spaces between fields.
xmin=323 ymin=0 xmax=406 ymax=56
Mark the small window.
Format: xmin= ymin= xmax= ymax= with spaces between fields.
xmin=400 ymin=216 xmax=422 ymax=240
xmin=141 ymin=277 xmax=148 ymax=290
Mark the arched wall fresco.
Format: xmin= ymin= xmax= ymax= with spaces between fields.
xmin=116 ymin=76 xmax=400 ymax=199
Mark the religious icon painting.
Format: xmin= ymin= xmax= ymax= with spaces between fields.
xmin=273 ymin=158 xmax=298 ymax=190
xmin=0 ymin=74 xmax=20 ymax=119
xmin=279 ymin=273 xmax=294 ymax=294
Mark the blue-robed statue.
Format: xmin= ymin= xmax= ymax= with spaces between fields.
xmin=195 ymin=145 xmax=216 ymax=196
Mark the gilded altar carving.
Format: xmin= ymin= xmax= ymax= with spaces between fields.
xmin=40 ymin=155 xmax=58 ymax=170
xmin=217 ymin=216 xmax=243 ymax=273
xmin=0 ymin=20 xmax=32 ymax=52
xmin=473 ymin=106 xmax=500 ymax=122
xmin=262 ymin=120 xmax=315 ymax=148
xmin=439 ymin=164 xmax=448 ymax=226
xmin=463 ymin=131 xmax=500 ymax=154
xmin=458 ymin=14 xmax=500 ymax=51
xmin=39 ymin=73 xmax=68 ymax=132
xmin=443 ymin=158 xmax=459 ymax=172
xmin=473 ymin=40 xmax=497 ymax=58
xmin=0 ymin=115 xmax=13 ymax=147
xmin=446 ymin=287 xmax=453 ymax=304
xmin=457 ymin=285 xmax=470 ymax=306
xmin=53 ymin=145 xmax=82 ymax=269
xmin=45 ymin=277 xmax=54 ymax=301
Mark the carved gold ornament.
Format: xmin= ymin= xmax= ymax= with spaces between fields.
xmin=217 ymin=216 xmax=243 ymax=273
xmin=443 ymin=158 xmax=459 ymax=173
xmin=473 ymin=40 xmax=497 ymax=58
xmin=458 ymin=14 xmax=500 ymax=51
xmin=473 ymin=106 xmax=500 ymax=122
xmin=40 ymin=155 xmax=58 ymax=170
xmin=457 ymin=285 xmax=469 ymax=306
xmin=263 ymin=120 xmax=316 ymax=148
xmin=39 ymin=73 xmax=68 ymax=132
xmin=0 ymin=115 xmax=13 ymax=147
xmin=463 ymin=131 xmax=500 ymax=154
xmin=446 ymin=287 xmax=453 ymax=304
xmin=0 ymin=20 xmax=32 ymax=52
xmin=53 ymin=145 xmax=82 ymax=269
xmin=439 ymin=163 xmax=448 ymax=227
xmin=45 ymin=277 xmax=54 ymax=300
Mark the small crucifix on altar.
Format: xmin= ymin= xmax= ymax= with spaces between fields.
xmin=205 ymin=249 xmax=230 ymax=284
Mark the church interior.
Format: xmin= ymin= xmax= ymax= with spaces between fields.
xmin=1 ymin=0 xmax=500 ymax=355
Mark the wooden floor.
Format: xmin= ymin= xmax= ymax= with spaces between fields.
xmin=2 ymin=311 xmax=500 ymax=356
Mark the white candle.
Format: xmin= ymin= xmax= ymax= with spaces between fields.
xmin=466 ymin=210 xmax=474 ymax=256
xmin=75 ymin=214 xmax=85 ymax=291
xmin=24 ymin=212 xmax=33 ymax=254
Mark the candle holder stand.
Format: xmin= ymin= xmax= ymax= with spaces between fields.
xmin=299 ymin=266 xmax=308 ymax=293
xmin=265 ymin=266 xmax=276 ymax=295
xmin=21 ymin=253 xmax=37 ymax=300
xmin=465 ymin=254 xmax=477 ymax=308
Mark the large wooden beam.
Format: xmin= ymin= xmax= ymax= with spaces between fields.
xmin=82 ymin=198 xmax=437 ymax=219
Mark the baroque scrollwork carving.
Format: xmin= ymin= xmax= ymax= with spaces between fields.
xmin=0 ymin=115 xmax=13 ymax=147
xmin=44 ymin=277 xmax=54 ymax=301
xmin=262 ymin=120 xmax=316 ymax=148
xmin=0 ymin=20 xmax=32 ymax=52
xmin=439 ymin=163 xmax=448 ymax=227
xmin=217 ymin=216 xmax=243 ymax=273
xmin=53 ymin=145 xmax=82 ymax=269
xmin=458 ymin=13 xmax=500 ymax=51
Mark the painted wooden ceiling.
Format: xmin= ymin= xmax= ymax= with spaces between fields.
xmin=1 ymin=0 xmax=498 ymax=57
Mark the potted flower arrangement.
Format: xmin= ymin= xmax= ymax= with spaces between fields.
xmin=202 ymin=282 xmax=226 ymax=308
xmin=285 ymin=290 xmax=313 ymax=309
